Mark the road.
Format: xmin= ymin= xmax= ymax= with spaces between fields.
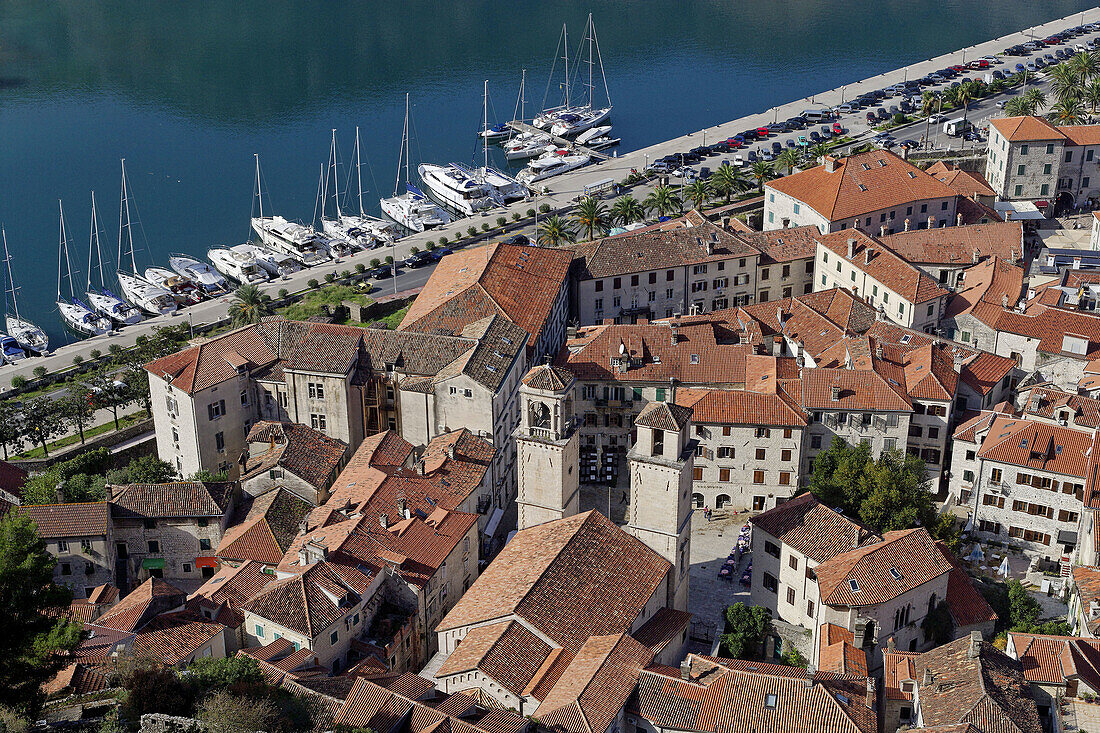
xmin=3 ymin=6 xmax=1097 ymax=391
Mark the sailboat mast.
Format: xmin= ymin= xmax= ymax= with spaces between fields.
xmin=587 ymin=14 xmax=594 ymax=107
xmin=404 ymin=93 xmax=411 ymax=187
xmin=88 ymin=193 xmax=97 ymax=291
xmin=563 ymin=23 xmax=570 ymax=109
xmin=329 ymin=129 xmax=342 ymax=219
xmin=59 ymin=201 xmax=76 ymax=300
xmin=2 ymin=227 xmax=19 ymax=319
xmin=520 ymin=69 xmax=526 ymax=122
xmin=355 ymin=126 xmax=365 ymax=216
xmin=254 ymin=154 xmax=265 ymax=220
xmin=119 ymin=159 xmax=138 ymax=272
xmin=483 ymin=80 xmax=489 ymax=172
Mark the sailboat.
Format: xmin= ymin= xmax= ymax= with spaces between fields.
xmin=56 ymin=202 xmax=113 ymax=337
xmin=379 ymin=94 xmax=451 ymax=233
xmin=2 ymin=227 xmax=48 ymax=354
xmin=533 ymin=23 xmax=579 ymax=130
xmin=471 ymin=80 xmax=528 ymax=205
xmin=86 ymin=192 xmax=142 ymax=326
xmin=549 ymin=14 xmax=613 ymax=138
xmin=250 ymin=154 xmax=332 ymax=266
xmin=321 ymin=128 xmax=397 ymax=250
xmin=115 ymin=160 xmax=177 ymax=317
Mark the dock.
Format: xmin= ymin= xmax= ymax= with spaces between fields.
xmin=506 ymin=120 xmax=610 ymax=162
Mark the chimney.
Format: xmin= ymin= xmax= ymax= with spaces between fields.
xmin=875 ymin=344 xmax=884 ymax=359
xmin=1089 ymin=599 xmax=1100 ymax=620
xmin=721 ymin=215 xmax=731 ymax=230
xmin=1074 ymin=257 xmax=1083 ymax=270
xmin=805 ymin=664 xmax=816 ymax=688
xmin=852 ymin=525 xmax=861 ymax=548
xmin=886 ymin=637 xmax=896 ymax=652
xmin=670 ymin=324 xmax=679 ymax=346
xmin=847 ymin=238 xmax=857 ymax=259
xmin=447 ymin=444 xmax=456 ymax=460
xmin=927 ymin=216 xmax=935 ymax=228
xmin=1002 ymin=294 xmax=1009 ymax=308
xmin=772 ymin=335 xmax=783 ymax=357
xmin=416 ymin=460 xmax=425 ymax=475
xmin=865 ymin=248 xmax=874 ymax=265
xmin=777 ymin=307 xmax=785 ymax=325
xmin=298 ymin=518 xmax=308 ymax=536
xmin=104 ymin=484 xmax=113 ymax=502
xmin=923 ymin=668 xmax=934 ymax=686
xmin=680 ymin=659 xmax=692 ymax=680
xmin=866 ymin=676 xmax=877 ymax=699
xmin=380 ymin=513 xmax=389 ymax=529
xmin=956 ymin=213 xmax=963 ymax=227
xmin=968 ymin=630 xmax=982 ymax=658
xmin=831 ymin=385 xmax=841 ymax=402
xmin=904 ymin=218 xmax=911 ymax=232
xmin=972 ymin=248 xmax=979 ymax=263
xmin=398 ymin=496 xmax=409 ymax=520
xmin=824 ymin=155 xmax=839 ymax=173
xmin=879 ymin=225 xmax=886 ymax=237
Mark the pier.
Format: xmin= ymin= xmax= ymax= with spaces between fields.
xmin=505 ymin=120 xmax=611 ymax=162
xmin=4 ymin=6 xmax=1100 ymax=390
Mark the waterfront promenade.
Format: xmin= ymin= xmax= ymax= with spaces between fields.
xmin=3 ymin=7 xmax=1098 ymax=391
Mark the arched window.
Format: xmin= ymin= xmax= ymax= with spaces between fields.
xmin=692 ymin=493 xmax=704 ymax=508
xmin=927 ymin=593 xmax=937 ymax=616
xmin=531 ymin=402 xmax=551 ymax=429
xmin=716 ymin=494 xmax=731 ymax=508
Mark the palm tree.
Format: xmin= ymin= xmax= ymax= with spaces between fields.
xmin=709 ymin=165 xmax=743 ymax=204
xmin=776 ymin=148 xmax=802 ymax=176
xmin=1003 ymin=97 xmax=1031 ymax=117
xmin=957 ymin=81 xmax=976 ymax=129
xmin=1051 ymin=97 xmax=1086 ymax=125
xmin=749 ymin=161 xmax=774 ymax=192
xmin=538 ymin=215 xmax=575 ymax=247
xmin=572 ymin=195 xmax=609 ymax=241
xmin=1049 ymin=63 xmax=1080 ymax=106
xmin=1071 ymin=51 xmax=1099 ymax=87
xmin=809 ymin=143 xmax=832 ymax=164
xmin=227 ymin=284 xmax=272 ymax=327
xmin=1023 ymin=87 xmax=1047 ymax=116
xmin=1085 ymin=80 xmax=1100 ymax=118
xmin=610 ymin=195 xmax=645 ymax=226
xmin=644 ymin=185 xmax=682 ymax=218
xmin=685 ymin=179 xmax=712 ymax=211
xmin=921 ymin=91 xmax=940 ymax=147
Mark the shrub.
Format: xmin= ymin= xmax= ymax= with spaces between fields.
xmin=526 ymin=208 xmax=536 ymax=217
xmin=467 ymin=226 xmax=477 ymax=237
xmin=496 ymin=216 xmax=507 ymax=227
xmin=341 ymin=269 xmax=351 ymax=278
xmin=481 ymin=223 xmax=491 ymax=232
xmin=512 ymin=212 xmax=522 ymax=221
xmin=278 ymin=288 xmax=288 ymax=298
xmin=32 ymin=366 xmax=47 ymax=379
xmin=410 ymin=246 xmax=420 ymax=254
xmin=893 ymin=112 xmax=906 ymax=124
xmin=307 ymin=278 xmax=319 ymax=289
xmin=539 ymin=203 xmax=551 ymax=213
xmin=89 ymin=349 xmax=102 ymax=360
xmin=196 ymin=690 xmax=278 ymax=733
xmin=439 ymin=235 xmax=449 ymax=244
xmin=72 ymin=355 xmax=84 ymax=366
xmin=324 ymin=272 xmax=336 ymax=283
xmin=108 ymin=343 xmax=123 ymax=356
xmin=370 ymin=258 xmax=381 ymax=267
xmin=355 ymin=263 xmax=366 ymax=273
xmin=426 ymin=241 xmax=437 ymax=250
xmin=385 ymin=256 xmax=393 ymax=264
xmin=10 ymin=375 xmax=27 ymax=389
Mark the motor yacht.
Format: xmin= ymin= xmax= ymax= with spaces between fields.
xmin=517 ymin=149 xmax=591 ymax=184
xmin=418 ymin=163 xmax=496 ymax=217
xmin=145 ymin=266 xmax=204 ymax=305
xmin=232 ymin=244 xmax=303 ymax=279
xmin=208 ymin=247 xmax=270 ymax=285
xmin=169 ymin=254 xmax=230 ymax=296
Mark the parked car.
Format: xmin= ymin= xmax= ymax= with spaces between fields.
xmin=370 ymin=265 xmax=393 ymax=279
xmin=760 ymin=150 xmax=775 ymax=161
xmin=733 ymin=154 xmax=745 ymax=167
xmin=503 ymin=234 xmax=530 ymax=246
xmin=746 ymin=150 xmax=758 ymax=163
xmin=404 ymin=253 xmax=429 ymax=268
xmin=836 ymin=103 xmax=855 ymax=113
xmin=900 ymin=140 xmax=920 ymax=150
xmin=808 ymin=131 xmax=822 ymax=142
xmin=832 ymin=122 xmax=843 ymax=134
xmin=755 ymin=127 xmax=770 ymax=137
xmin=771 ymin=141 xmax=783 ymax=153
xmin=430 ymin=248 xmax=454 ymax=261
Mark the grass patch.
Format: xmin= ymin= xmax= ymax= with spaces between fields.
xmin=378 ymin=305 xmax=411 ymax=330
xmin=278 ymin=285 xmax=370 ymax=322
xmin=15 ymin=410 xmax=150 ymax=459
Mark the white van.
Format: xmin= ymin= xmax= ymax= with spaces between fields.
xmin=801 ymin=108 xmax=831 ymax=121
xmin=942 ymin=117 xmax=969 ymax=136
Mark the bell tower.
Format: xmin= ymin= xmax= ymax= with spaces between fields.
xmin=626 ymin=401 xmax=695 ymax=611
xmin=514 ymin=365 xmax=580 ymax=530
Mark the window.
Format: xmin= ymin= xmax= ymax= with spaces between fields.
xmin=787 ymin=587 xmax=796 ymax=605
xmin=764 ymin=541 xmax=781 ymax=558
xmin=807 ymin=600 xmax=815 ymax=616
xmin=765 ymin=693 xmax=778 ymax=709
xmin=1014 ymin=184 xmax=1023 ymax=196
xmin=665 ymin=288 xmax=674 ymax=299
xmin=308 ymin=382 xmax=325 ymax=399
xmin=666 ymin=269 xmax=675 ymax=281
xmin=990 ymin=468 xmax=1003 ymax=483
xmin=779 ymin=472 xmax=791 ymax=485
xmin=595 ymin=279 xmax=603 ymax=292
xmin=311 ymin=413 xmax=327 ymax=431
xmin=793 ymin=203 xmax=800 ymax=215
xmin=1089 ymin=149 xmax=1095 ymax=162
xmin=718 ymin=446 xmax=734 ymax=458
xmin=594 ymin=298 xmax=603 ymax=311
xmin=1021 ymin=144 xmax=1029 ymax=155
xmin=762 ymin=572 xmax=778 ymax=593
xmin=719 ymin=468 xmax=731 ymax=482
xmin=811 ymin=434 xmax=822 ymax=449
xmin=753 ymin=470 xmax=765 ymax=484
xmin=330 ymin=630 xmax=339 ymax=645
xmin=208 ymin=400 xmax=226 ymax=420
xmin=1041 ymin=184 xmax=1049 ymax=196
xmin=57 ymin=540 xmax=69 ymax=553
xmin=761 ymin=268 xmax=770 ymax=281
xmin=789 ymin=555 xmax=798 ymax=570
xmin=613 ymin=277 xmax=621 ymax=289
xmin=255 ymin=624 xmax=265 ymax=638
xmin=631 ymin=274 xmax=639 ymax=287
xmin=215 ymin=432 xmax=225 ymax=451
xmin=1085 ymin=177 xmax=1092 ymax=188
xmin=1044 ymin=163 xmax=1053 ymax=175
xmin=693 ymin=467 xmax=703 ymax=481
xmin=199 ymin=538 xmax=212 ymax=551
xmin=148 ymin=540 xmax=160 ymax=553
xmin=781 ymin=449 xmax=791 ymax=461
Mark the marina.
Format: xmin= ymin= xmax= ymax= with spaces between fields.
xmin=1 ymin=5 xmax=1099 ymax=376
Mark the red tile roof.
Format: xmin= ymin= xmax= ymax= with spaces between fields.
xmin=975 ymin=415 xmax=1094 ymax=479
xmin=242 ymin=560 xmax=373 ymax=640
xmin=438 ymin=511 xmax=671 ymax=652
xmin=945 ymin=258 xmax=1026 ymax=319
xmin=817 ymin=229 xmax=950 ymax=304
xmin=883 ymin=650 xmax=919 ymax=700
xmin=17 ymin=502 xmax=110 ymax=538
xmin=1009 ymin=632 xmax=1100 ymax=689
xmin=436 ymin=620 xmax=552 ymax=696
xmin=988 ymin=116 xmax=1066 ymax=143
xmin=631 ymin=607 xmax=693 ymax=654
xmin=676 ymin=387 xmax=808 ymax=427
xmin=937 ymin=541 xmax=998 ymax=628
xmin=1023 ymin=387 xmax=1100 ymax=430
xmin=217 ymin=489 xmax=314 ymax=565
xmin=130 ymin=611 xmax=226 ymax=666
xmin=986 ymin=304 xmax=1100 ymax=361
xmin=1072 ymin=566 xmax=1100 ymax=636
xmin=750 ymin=494 xmax=878 ymax=564
xmin=767 ymin=149 xmax=959 ymax=222
xmin=187 ymin=560 xmax=277 ymax=629
xmin=95 ymin=577 xmax=187 ymax=633
xmin=111 ymin=481 xmax=232 ymax=519
xmin=815 ymin=528 xmax=954 ymax=607
xmin=818 ymin=623 xmax=868 ymax=677
xmin=741 ymin=225 xmax=821 ymax=264
xmin=242 ymin=421 xmax=348 ymax=490
xmin=925 ymin=162 xmax=998 ymax=200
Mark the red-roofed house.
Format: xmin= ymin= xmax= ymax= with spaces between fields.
xmin=239 ymin=421 xmax=349 ymax=504
xmin=17 ymin=502 xmax=115 ymax=599
xmin=986 ymin=116 xmax=1100 ymax=209
xmin=1006 ymin=631 xmax=1100 ymax=729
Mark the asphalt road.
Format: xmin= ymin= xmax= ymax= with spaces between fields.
xmin=3 ymin=6 xmax=1097 ymax=391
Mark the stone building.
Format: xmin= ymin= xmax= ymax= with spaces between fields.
xmin=237 ymin=420 xmax=348 ymax=504
xmin=16 ymin=502 xmax=115 ymax=599
xmin=986 ymin=116 xmax=1100 ymax=209
xmin=873 ymin=220 xmax=1023 ymax=290
xmin=514 ymin=364 xmax=581 ymax=530
xmin=738 ymin=224 xmax=819 ymax=303
xmin=1007 ymin=631 xmax=1100 ymax=729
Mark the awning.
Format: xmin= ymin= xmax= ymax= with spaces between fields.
xmin=485 ymin=507 xmax=505 ymax=540
xmin=1035 ymin=200 xmax=1049 ymax=208
xmin=195 ymin=557 xmax=219 ymax=569
xmin=141 ymin=557 xmax=165 ymax=570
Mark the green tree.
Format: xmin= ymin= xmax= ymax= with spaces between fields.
xmin=0 ymin=514 xmax=82 ymax=714
xmin=572 ymin=196 xmax=609 ymax=241
xmin=107 ymin=454 xmax=175 ymax=485
xmin=921 ymin=600 xmax=955 ymax=645
xmin=537 ymin=215 xmax=575 ymax=247
xmin=117 ymin=658 xmax=193 ymax=720
xmin=1049 ymin=63 xmax=1081 ymax=106
xmin=1085 ymin=80 xmax=1100 ymax=117
xmin=776 ymin=148 xmax=802 ymax=176
xmin=1023 ymin=87 xmax=1047 ymax=116
xmin=709 ymin=165 xmax=744 ymax=204
xmin=643 ymin=185 xmax=682 ymax=218
xmin=1003 ymin=97 xmax=1031 ymax=117
xmin=781 ymin=645 xmax=808 ymax=668
xmin=610 ymin=195 xmax=645 ymax=226
xmin=809 ymin=143 xmax=832 ymax=164
xmin=20 ymin=396 xmax=62 ymax=458
xmin=228 ymin=284 xmax=273 ymax=327
xmin=57 ymin=393 xmax=94 ymax=445
xmin=749 ymin=161 xmax=774 ymax=192
xmin=1007 ymin=579 xmax=1040 ymax=629
xmin=185 ymin=655 xmax=265 ymax=696
xmin=79 ymin=369 xmax=130 ymax=431
xmin=685 ymin=179 xmax=712 ymax=211
xmin=0 ymin=402 xmax=22 ymax=460
xmin=196 ymin=690 xmax=278 ymax=733
xmin=720 ymin=602 xmax=771 ymax=659
xmin=1051 ymin=97 xmax=1086 ymax=125
xmin=1071 ymin=51 xmax=1099 ymax=86
xmin=190 ymin=469 xmax=231 ymax=482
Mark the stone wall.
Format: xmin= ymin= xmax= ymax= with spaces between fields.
xmin=139 ymin=713 xmax=206 ymax=733
xmin=13 ymin=419 xmax=154 ymax=473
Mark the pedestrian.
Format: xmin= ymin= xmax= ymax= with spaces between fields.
xmin=621 ymin=490 xmax=629 ymax=504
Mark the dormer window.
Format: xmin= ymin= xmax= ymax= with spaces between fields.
xmin=764 ymin=694 xmax=778 ymax=709
xmin=848 ymin=579 xmax=860 ymax=592
xmin=889 ymin=567 xmax=903 ymax=581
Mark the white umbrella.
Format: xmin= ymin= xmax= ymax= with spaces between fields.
xmin=967 ymin=544 xmax=985 ymax=563
xmin=997 ymin=555 xmax=1011 ymax=577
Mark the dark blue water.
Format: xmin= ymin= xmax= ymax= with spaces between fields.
xmin=0 ymin=0 xmax=1093 ymax=343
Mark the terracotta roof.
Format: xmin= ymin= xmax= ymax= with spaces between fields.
xmin=985 ymin=303 xmax=1100 ymax=361
xmin=675 ymin=387 xmax=808 ymax=427
xmin=242 ymin=421 xmax=347 ymax=490
xmin=95 ymin=577 xmax=187 ymax=633
xmin=945 ymin=258 xmax=1026 ymax=319
xmin=631 ymin=607 xmax=693 ymax=654
xmin=750 ymin=494 xmax=878 ymax=564
xmin=111 ymin=481 xmax=232 ymax=519
xmin=913 ymin=635 xmax=1043 ymax=733
xmin=522 ymin=364 xmax=574 ymax=392
xmin=536 ymin=634 xmax=655 ymax=733
xmin=87 ymin=584 xmax=118 ymax=604
xmin=883 ymin=221 xmax=1021 ymax=266
xmin=217 ymin=489 xmax=314 ymax=565
xmin=1009 ymin=632 xmax=1100 ymax=690
xmin=767 ymin=149 xmax=959 ymax=222
xmin=187 ymin=560 xmax=277 ymax=628
xmin=399 ymin=242 xmax=572 ymax=352
xmin=817 ymin=229 xmax=950 ymax=304
xmin=438 ymin=511 xmax=671 ymax=651
xmin=989 ymin=116 xmax=1066 ymax=143
xmin=937 ymin=542 xmax=998 ymax=627
xmin=818 ymin=623 xmax=868 ymax=677
xmin=130 ymin=611 xmax=226 ymax=666
xmin=1023 ymin=387 xmax=1100 ymax=430
xmin=883 ymin=650 xmax=920 ymax=700
xmin=799 ymin=367 xmax=912 ymax=411
xmin=975 ymin=415 xmax=1093 ymax=478
xmin=1073 ymin=566 xmax=1100 ymax=636
xmin=567 ymin=211 xmax=759 ymax=280
xmin=815 ymin=528 xmax=954 ymax=607
xmin=242 ymin=560 xmax=373 ymax=640
xmin=436 ymin=620 xmax=552 ymax=696
xmin=960 ymin=353 xmax=1016 ymax=396
xmin=0 ymin=460 xmax=27 ymax=499
xmin=631 ymin=654 xmax=877 ymax=733
xmin=335 ymin=677 xmax=529 ymax=733
xmin=333 ymin=677 xmax=418 ymax=731
xmin=740 ymin=225 xmax=821 ymax=264
xmin=17 ymin=502 xmax=110 ymax=538
xmin=635 ymin=401 xmax=693 ymax=432
xmin=925 ymin=162 xmax=999 ymax=200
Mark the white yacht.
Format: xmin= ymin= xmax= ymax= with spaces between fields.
xmin=418 ymin=163 xmax=495 ymax=217
xmin=117 ymin=271 xmax=177 ymax=316
xmin=575 ymin=125 xmax=620 ymax=151
xmin=86 ymin=192 xmax=142 ymax=326
xmin=380 ymin=94 xmax=452 ymax=233
xmin=0 ymin=334 xmax=26 ymax=365
xmin=2 ymin=227 xmax=48 ymax=353
xmin=251 ymin=216 xmax=333 ymax=266
xmin=56 ymin=202 xmax=113 ymax=337
xmin=169 ymin=254 xmax=229 ymax=296
xmin=322 ymin=128 xmax=398 ymax=251
xmin=550 ymin=107 xmax=613 ymax=138
xmin=517 ymin=149 xmax=591 ymax=184
xmin=145 ymin=266 xmax=204 ymax=305
xmin=536 ymin=16 xmax=613 ymax=137
xmin=469 ymin=82 xmax=529 ymax=206
xmin=232 ymin=244 xmax=302 ymax=279
xmin=208 ymin=247 xmax=270 ymax=285
xmin=502 ymin=131 xmax=554 ymax=161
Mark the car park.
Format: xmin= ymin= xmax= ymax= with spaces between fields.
xmin=809 ymin=131 xmax=821 ymax=142
xmin=710 ymin=141 xmax=730 ymax=153
xmin=771 ymin=141 xmax=783 ymax=153
xmin=755 ymin=127 xmax=770 ymax=137
xmin=690 ymin=146 xmax=711 ymax=157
